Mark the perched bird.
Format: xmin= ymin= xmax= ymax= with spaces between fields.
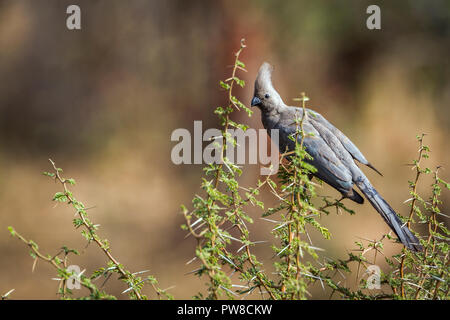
xmin=251 ymin=62 xmax=422 ymax=251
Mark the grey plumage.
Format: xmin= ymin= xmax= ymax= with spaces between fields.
xmin=251 ymin=62 xmax=422 ymax=252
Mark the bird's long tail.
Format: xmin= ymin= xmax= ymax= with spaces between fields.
xmin=354 ymin=176 xmax=422 ymax=252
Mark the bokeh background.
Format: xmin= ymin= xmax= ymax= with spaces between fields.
xmin=0 ymin=0 xmax=449 ymax=299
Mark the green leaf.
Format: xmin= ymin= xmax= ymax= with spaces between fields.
xmin=219 ymin=81 xmax=230 ymax=90
xmin=42 ymin=171 xmax=55 ymax=177
xmin=7 ymin=226 xmax=15 ymax=237
xmin=53 ymin=192 xmax=68 ymax=202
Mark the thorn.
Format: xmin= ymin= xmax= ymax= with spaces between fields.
xmin=2 ymin=289 xmax=15 ymax=299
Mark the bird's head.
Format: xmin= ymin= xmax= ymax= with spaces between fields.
xmin=251 ymin=62 xmax=284 ymax=109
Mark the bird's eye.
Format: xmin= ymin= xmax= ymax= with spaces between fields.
xmin=264 ymin=94 xmax=270 ymax=99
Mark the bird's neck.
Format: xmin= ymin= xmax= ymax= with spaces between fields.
xmin=259 ymin=102 xmax=286 ymax=116
xmin=259 ymin=103 xmax=286 ymax=129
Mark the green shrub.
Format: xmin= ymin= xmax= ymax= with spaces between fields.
xmin=6 ymin=40 xmax=449 ymax=300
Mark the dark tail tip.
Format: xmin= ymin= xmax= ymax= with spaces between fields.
xmin=348 ymin=189 xmax=364 ymax=204
xmin=357 ymin=180 xmax=422 ymax=252
xmin=398 ymin=222 xmax=423 ymax=252
xmin=367 ymin=163 xmax=383 ymax=176
xmin=386 ymin=205 xmax=423 ymax=252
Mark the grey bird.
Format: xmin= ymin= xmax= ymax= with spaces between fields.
xmin=251 ymin=62 xmax=422 ymax=252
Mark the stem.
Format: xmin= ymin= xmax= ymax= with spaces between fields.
xmin=399 ymin=134 xmax=425 ymax=298
xmin=49 ymin=159 xmax=143 ymax=300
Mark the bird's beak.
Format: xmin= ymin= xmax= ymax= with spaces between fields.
xmin=251 ymin=96 xmax=261 ymax=107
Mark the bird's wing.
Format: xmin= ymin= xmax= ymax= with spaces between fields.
xmin=276 ymin=110 xmax=354 ymax=194
xmin=307 ymin=109 xmax=382 ymax=176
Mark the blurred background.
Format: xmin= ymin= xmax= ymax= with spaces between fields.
xmin=0 ymin=0 xmax=449 ymax=299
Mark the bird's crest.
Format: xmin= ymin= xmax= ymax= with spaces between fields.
xmin=255 ymin=62 xmax=274 ymax=92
